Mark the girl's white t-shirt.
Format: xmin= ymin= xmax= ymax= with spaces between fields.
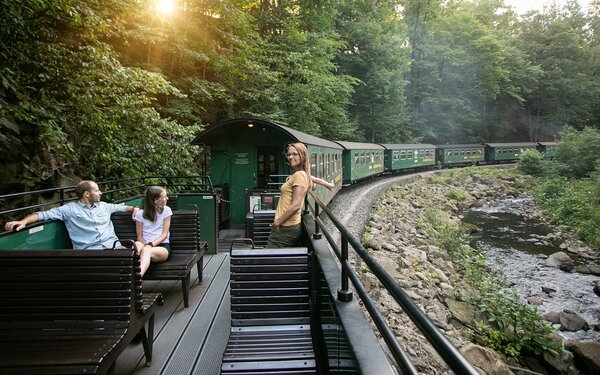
xmin=134 ymin=206 xmax=173 ymax=244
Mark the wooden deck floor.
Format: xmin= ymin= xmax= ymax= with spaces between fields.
xmin=116 ymin=252 xmax=232 ymax=375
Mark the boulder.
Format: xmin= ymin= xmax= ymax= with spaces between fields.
xmin=565 ymin=341 xmax=600 ymax=375
xmin=527 ymin=296 xmax=543 ymax=305
xmin=559 ymin=310 xmax=589 ymax=332
xmin=543 ymin=311 xmax=561 ymax=324
xmin=589 ymin=265 xmax=600 ymax=276
xmin=542 ymin=346 xmax=574 ymax=375
xmin=546 ymin=252 xmax=574 ymax=272
xmin=460 ymin=343 xmax=514 ymax=375
xmin=446 ymin=299 xmax=475 ymax=326
xmin=381 ymin=242 xmax=398 ymax=252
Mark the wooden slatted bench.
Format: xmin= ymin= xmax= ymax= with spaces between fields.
xmin=0 ymin=249 xmax=163 ymax=375
xmin=221 ymin=247 xmax=316 ymax=375
xmin=244 ymin=209 xmax=275 ymax=248
xmin=111 ymin=209 xmax=206 ymax=308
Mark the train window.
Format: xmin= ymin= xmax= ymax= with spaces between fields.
xmin=326 ymin=154 xmax=331 ymax=178
xmin=258 ymin=154 xmax=265 ymax=174
xmin=466 ymin=150 xmax=470 ymax=155
xmin=447 ymin=151 xmax=452 ymax=156
xmin=419 ymin=150 xmax=424 ymax=157
xmin=310 ymin=153 xmax=317 ymax=176
xmin=393 ymin=151 xmax=399 ymax=160
xmin=371 ymin=153 xmax=374 ymax=163
xmin=408 ymin=151 xmax=413 ymax=158
xmin=269 ymin=154 xmax=276 ymax=172
xmin=453 ymin=150 xmax=459 ymax=155
xmin=360 ymin=153 xmax=365 ymax=163
xmin=319 ymin=153 xmax=324 ymax=178
xmin=400 ymin=151 xmax=406 ymax=160
xmin=332 ymin=154 xmax=336 ymax=173
xmin=354 ymin=153 xmax=359 ymax=164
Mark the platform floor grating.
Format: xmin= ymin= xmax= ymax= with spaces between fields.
xmin=218 ymin=228 xmax=247 ymax=253
xmin=115 ymin=252 xmax=232 ymax=375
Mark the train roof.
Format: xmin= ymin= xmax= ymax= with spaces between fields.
xmin=334 ymin=141 xmax=385 ymax=150
xmin=435 ymin=144 xmax=483 ymax=148
xmin=485 ymin=142 xmax=538 ymax=147
xmin=537 ymin=142 xmax=557 ymax=146
xmin=191 ymin=118 xmax=343 ymax=149
xmin=379 ymin=144 xmax=437 ymax=150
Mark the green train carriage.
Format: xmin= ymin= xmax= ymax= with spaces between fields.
xmin=435 ymin=144 xmax=485 ymax=167
xmin=537 ymin=142 xmax=558 ymax=159
xmin=191 ymin=118 xmax=342 ymax=226
xmin=334 ymin=141 xmax=385 ymax=185
xmin=380 ymin=143 xmax=437 ymax=172
xmin=485 ymin=142 xmax=538 ymax=163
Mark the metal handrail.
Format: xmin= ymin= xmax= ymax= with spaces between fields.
xmin=0 ymin=175 xmax=214 ymax=219
xmin=305 ymin=190 xmax=479 ymax=375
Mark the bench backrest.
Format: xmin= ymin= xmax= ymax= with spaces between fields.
xmin=0 ymin=250 xmax=143 ymax=325
xmin=111 ymin=210 xmax=200 ymax=253
xmin=230 ymin=247 xmax=310 ymax=326
xmin=0 ymin=220 xmax=72 ymax=250
xmin=244 ymin=210 xmax=275 ymax=248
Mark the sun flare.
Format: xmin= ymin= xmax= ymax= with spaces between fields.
xmin=155 ymin=0 xmax=175 ymax=15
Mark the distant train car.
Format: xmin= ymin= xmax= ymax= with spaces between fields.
xmin=192 ymin=118 xmax=342 ymax=225
xmin=334 ymin=141 xmax=385 ymax=185
xmin=379 ymin=144 xmax=436 ymax=172
xmin=537 ymin=142 xmax=557 ymax=159
xmin=435 ymin=144 xmax=485 ymax=167
xmin=485 ymin=142 xmax=538 ymax=163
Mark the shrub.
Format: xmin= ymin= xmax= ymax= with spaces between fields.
xmin=554 ymin=127 xmax=600 ymax=178
xmin=445 ymin=189 xmax=468 ymax=201
xmin=518 ymin=149 xmax=545 ymax=176
xmin=471 ymin=289 xmax=560 ymax=359
xmin=534 ymin=176 xmax=600 ymax=247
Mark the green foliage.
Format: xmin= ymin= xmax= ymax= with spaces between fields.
xmin=427 ymin=175 xmax=454 ymax=185
xmin=0 ymin=0 xmax=199 ymax=193
xmin=472 ymin=289 xmax=560 ymax=359
xmin=335 ymin=0 xmax=412 ymax=142
xmin=518 ymin=149 xmax=546 ymax=176
xmin=553 ymin=127 xmax=600 ymax=178
xmin=445 ymin=189 xmax=468 ymax=201
xmin=533 ymin=175 xmax=600 ymax=247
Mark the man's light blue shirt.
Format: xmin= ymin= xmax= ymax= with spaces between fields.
xmin=37 ymin=201 xmax=127 ymax=249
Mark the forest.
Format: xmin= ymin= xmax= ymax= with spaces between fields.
xmin=1 ymin=0 xmax=600 ymax=193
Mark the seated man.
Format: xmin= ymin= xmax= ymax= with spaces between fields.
xmin=4 ymin=180 xmax=139 ymax=249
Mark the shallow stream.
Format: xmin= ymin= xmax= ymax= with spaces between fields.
xmin=461 ymin=197 xmax=600 ymax=342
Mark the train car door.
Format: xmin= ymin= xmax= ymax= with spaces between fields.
xmin=257 ymin=147 xmax=278 ymax=189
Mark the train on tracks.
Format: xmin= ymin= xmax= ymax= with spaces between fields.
xmin=194 ymin=118 xmax=555 ymax=228
xmin=0 ymin=118 xmax=555 ymax=374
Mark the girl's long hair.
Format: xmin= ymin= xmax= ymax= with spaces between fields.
xmin=287 ymin=142 xmax=313 ymax=190
xmin=143 ymin=186 xmax=166 ymax=222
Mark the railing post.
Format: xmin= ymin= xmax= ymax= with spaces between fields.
xmin=313 ymin=204 xmax=322 ymax=239
xmin=337 ymin=235 xmax=353 ymax=302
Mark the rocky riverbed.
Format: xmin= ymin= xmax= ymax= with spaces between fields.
xmin=325 ymin=167 xmax=600 ymax=374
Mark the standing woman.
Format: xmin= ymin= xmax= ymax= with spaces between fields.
xmin=267 ymin=142 xmax=313 ymax=248
xmin=134 ymin=186 xmax=172 ymax=276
